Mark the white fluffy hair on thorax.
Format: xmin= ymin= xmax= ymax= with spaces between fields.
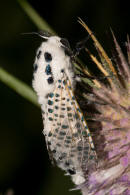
xmin=32 ymin=35 xmax=75 ymax=106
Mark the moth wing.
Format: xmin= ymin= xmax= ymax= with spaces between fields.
xmin=63 ymin=75 xmax=97 ymax=169
xmin=46 ymin=73 xmax=96 ymax=173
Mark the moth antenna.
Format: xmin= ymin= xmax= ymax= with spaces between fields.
xmin=21 ymin=30 xmax=52 ymax=39
xmin=21 ymin=32 xmax=40 ymax=36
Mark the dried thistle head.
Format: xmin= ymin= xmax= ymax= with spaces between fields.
xmin=76 ymin=19 xmax=130 ymax=195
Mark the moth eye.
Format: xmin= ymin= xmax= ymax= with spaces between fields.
xmin=60 ymin=38 xmax=71 ymax=49
xmin=44 ymin=52 xmax=52 ymax=62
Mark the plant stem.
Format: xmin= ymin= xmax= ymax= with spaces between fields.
xmin=17 ymin=0 xmax=56 ymax=34
xmin=0 ymin=67 xmax=39 ymax=107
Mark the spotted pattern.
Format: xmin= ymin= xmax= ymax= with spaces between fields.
xmin=45 ymin=62 xmax=54 ymax=85
xmin=44 ymin=71 xmax=97 ymax=180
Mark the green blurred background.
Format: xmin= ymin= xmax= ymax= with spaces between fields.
xmin=0 ymin=0 xmax=129 ymax=194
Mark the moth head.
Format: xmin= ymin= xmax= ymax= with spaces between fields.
xmin=23 ymin=30 xmax=73 ymax=56
xmin=36 ymin=31 xmax=72 ymax=56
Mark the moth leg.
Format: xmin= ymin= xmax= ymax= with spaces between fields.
xmin=71 ymin=33 xmax=93 ymax=58
xmin=73 ymin=58 xmax=113 ymax=81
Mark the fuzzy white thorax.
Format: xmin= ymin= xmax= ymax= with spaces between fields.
xmin=32 ymin=36 xmax=75 ymax=108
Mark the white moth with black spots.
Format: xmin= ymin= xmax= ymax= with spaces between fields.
xmin=32 ymin=32 xmax=97 ymax=185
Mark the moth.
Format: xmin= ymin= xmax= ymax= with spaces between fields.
xmin=32 ymin=31 xmax=97 ymax=185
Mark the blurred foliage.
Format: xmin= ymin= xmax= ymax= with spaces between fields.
xmin=0 ymin=0 xmax=129 ymax=195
